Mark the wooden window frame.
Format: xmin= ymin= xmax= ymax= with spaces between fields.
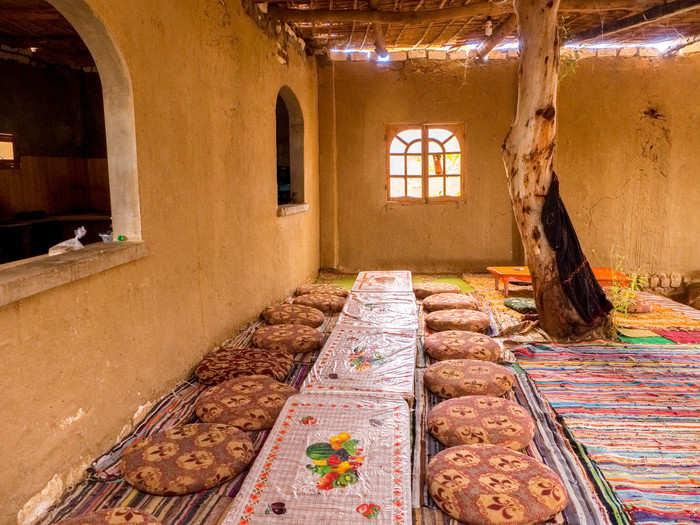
xmin=0 ymin=132 xmax=19 ymax=169
xmin=385 ymin=122 xmax=465 ymax=203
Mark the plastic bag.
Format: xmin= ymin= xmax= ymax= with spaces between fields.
xmin=48 ymin=226 xmax=87 ymax=256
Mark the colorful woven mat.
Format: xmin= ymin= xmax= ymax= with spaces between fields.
xmin=515 ymin=343 xmax=700 ymax=525
xmin=613 ymin=292 xmax=700 ymax=330
xmin=653 ymin=329 xmax=700 ymax=345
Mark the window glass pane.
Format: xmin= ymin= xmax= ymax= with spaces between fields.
xmin=428 ymin=140 xmax=443 ymax=153
xmin=428 ymin=128 xmax=453 ymax=143
xmin=390 ymin=155 xmax=405 ymax=175
xmin=397 ymin=129 xmax=421 ymax=143
xmin=406 ymin=155 xmax=422 ymax=175
xmin=407 ymin=141 xmax=421 ymax=154
xmin=444 ymin=136 xmax=460 ymax=153
xmin=445 ymin=153 xmax=460 ymax=175
xmin=407 ymin=177 xmax=422 ymax=198
xmin=390 ymin=177 xmax=405 ymax=198
xmin=428 ymin=153 xmax=444 ymax=175
xmin=446 ymin=176 xmax=461 ymax=196
xmin=428 ymin=177 xmax=444 ymax=197
xmin=390 ymin=137 xmax=406 ymax=153
xmin=0 ymin=140 xmax=13 ymax=160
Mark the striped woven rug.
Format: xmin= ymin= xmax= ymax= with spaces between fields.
xmin=515 ymin=343 xmax=700 ymax=525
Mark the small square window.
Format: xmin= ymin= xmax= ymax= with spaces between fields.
xmin=0 ymin=133 xmax=18 ymax=169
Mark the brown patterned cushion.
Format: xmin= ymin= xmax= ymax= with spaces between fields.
xmin=262 ymin=304 xmax=325 ymax=327
xmin=423 ymin=293 xmax=479 ymax=312
xmin=424 ymin=331 xmax=500 ymax=362
xmin=425 ymin=360 xmax=514 ymax=398
xmin=195 ymin=375 xmax=297 ymax=430
xmin=413 ymin=282 xmax=461 ymax=299
xmin=120 ymin=423 xmax=254 ymax=495
xmin=627 ymin=298 xmax=653 ymax=313
xmin=296 ymin=283 xmax=349 ymax=297
xmin=252 ymin=324 xmax=324 ymax=354
xmin=427 ymin=444 xmax=568 ymax=525
xmin=292 ymin=293 xmax=346 ymax=313
xmin=56 ymin=509 xmax=162 ymax=525
xmin=194 ymin=346 xmax=293 ymax=385
xmin=428 ymin=396 xmax=535 ymax=450
xmin=425 ymin=309 xmax=490 ymax=332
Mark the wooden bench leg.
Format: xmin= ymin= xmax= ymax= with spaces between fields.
xmin=494 ymin=276 xmax=500 ymax=291
xmin=503 ymin=279 xmax=509 ymax=298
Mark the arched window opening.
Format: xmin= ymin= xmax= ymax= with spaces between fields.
xmin=0 ymin=0 xmax=140 ymax=267
xmin=276 ymin=86 xmax=304 ymax=207
xmin=387 ymin=123 xmax=464 ymax=203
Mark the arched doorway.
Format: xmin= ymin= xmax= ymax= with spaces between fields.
xmin=276 ymin=86 xmax=304 ymax=206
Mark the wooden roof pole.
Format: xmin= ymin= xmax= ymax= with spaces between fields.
xmin=503 ymin=0 xmax=613 ymax=340
xmin=569 ymin=0 xmax=700 ymax=42
xmin=476 ymin=14 xmax=517 ymax=60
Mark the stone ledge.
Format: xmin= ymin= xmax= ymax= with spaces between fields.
xmin=277 ymin=203 xmax=309 ymax=217
xmin=0 ymin=241 xmax=148 ymax=308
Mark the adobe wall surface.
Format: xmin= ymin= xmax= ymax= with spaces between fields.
xmin=0 ymin=1 xmax=319 ymax=522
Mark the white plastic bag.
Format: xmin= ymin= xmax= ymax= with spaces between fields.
xmin=49 ymin=226 xmax=87 ymax=256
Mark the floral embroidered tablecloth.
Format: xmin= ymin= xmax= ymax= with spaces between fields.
xmin=352 ymin=271 xmax=414 ymax=293
xmin=340 ymin=292 xmax=418 ymax=333
xmin=221 ymin=392 xmax=412 ymax=525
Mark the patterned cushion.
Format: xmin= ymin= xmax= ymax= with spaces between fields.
xmin=262 ymin=304 xmax=325 ymax=327
xmin=427 ymin=444 xmax=568 ymax=525
xmin=296 ymin=283 xmax=349 ymax=297
xmin=425 ymin=309 xmax=490 ymax=332
xmin=56 ymin=509 xmax=161 ymax=525
xmin=120 ymin=423 xmax=254 ymax=495
xmin=424 ymin=360 xmax=514 ymax=398
xmin=428 ymin=396 xmax=535 ymax=450
xmin=627 ymin=298 xmax=653 ymax=313
xmin=504 ymin=297 xmax=537 ymax=314
xmin=292 ymin=293 xmax=346 ymax=313
xmin=252 ymin=324 xmax=324 ymax=354
xmin=424 ymin=331 xmax=500 ymax=362
xmin=194 ymin=346 xmax=293 ymax=385
xmin=195 ymin=375 xmax=297 ymax=430
xmin=423 ymin=293 xmax=479 ymax=312
xmin=413 ymin=282 xmax=461 ymax=300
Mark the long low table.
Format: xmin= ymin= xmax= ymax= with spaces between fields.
xmin=486 ymin=265 xmax=631 ymax=297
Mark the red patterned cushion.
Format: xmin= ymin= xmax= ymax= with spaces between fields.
xmin=292 ymin=293 xmax=346 ymax=313
xmin=195 ymin=375 xmax=297 ymax=430
xmin=424 ymin=360 xmax=514 ymax=398
xmin=424 ymin=331 xmax=500 ymax=362
xmin=423 ymin=293 xmax=479 ymax=312
xmin=121 ymin=423 xmax=254 ymax=495
xmin=262 ymin=304 xmax=325 ymax=327
xmin=296 ymin=283 xmax=349 ymax=297
xmin=413 ymin=282 xmax=461 ymax=300
xmin=427 ymin=444 xmax=568 ymax=525
xmin=428 ymin=396 xmax=535 ymax=450
xmin=194 ymin=346 xmax=293 ymax=385
xmin=56 ymin=509 xmax=161 ymax=525
xmin=252 ymin=324 xmax=324 ymax=354
xmin=425 ymin=309 xmax=490 ymax=332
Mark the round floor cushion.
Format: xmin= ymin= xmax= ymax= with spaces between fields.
xmin=121 ymin=423 xmax=254 ymax=495
xmin=296 ymin=283 xmax=349 ymax=297
xmin=194 ymin=346 xmax=293 ymax=385
xmin=425 ymin=360 xmax=514 ymax=398
xmin=195 ymin=375 xmax=297 ymax=430
xmin=262 ymin=304 xmax=325 ymax=327
xmin=627 ymin=298 xmax=653 ymax=313
xmin=252 ymin=324 xmax=324 ymax=354
xmin=292 ymin=293 xmax=346 ymax=313
xmin=414 ymin=282 xmax=462 ymax=300
xmin=423 ymin=293 xmax=479 ymax=312
xmin=428 ymin=396 xmax=535 ymax=450
xmin=57 ymin=509 xmax=162 ymax=525
xmin=424 ymin=331 xmax=500 ymax=362
xmin=425 ymin=309 xmax=490 ymax=332
xmin=427 ymin=444 xmax=568 ymax=525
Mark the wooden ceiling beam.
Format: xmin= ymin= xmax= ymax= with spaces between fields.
xmin=476 ymin=13 xmax=517 ymax=59
xmin=570 ymin=0 xmax=700 ymax=42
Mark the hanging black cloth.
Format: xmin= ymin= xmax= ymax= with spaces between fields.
xmin=541 ymin=173 xmax=612 ymax=324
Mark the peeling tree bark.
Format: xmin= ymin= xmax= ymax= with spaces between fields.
xmin=502 ymin=0 xmax=613 ymax=340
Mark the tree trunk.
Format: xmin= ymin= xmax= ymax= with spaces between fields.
xmin=502 ymin=0 xmax=613 ymax=340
